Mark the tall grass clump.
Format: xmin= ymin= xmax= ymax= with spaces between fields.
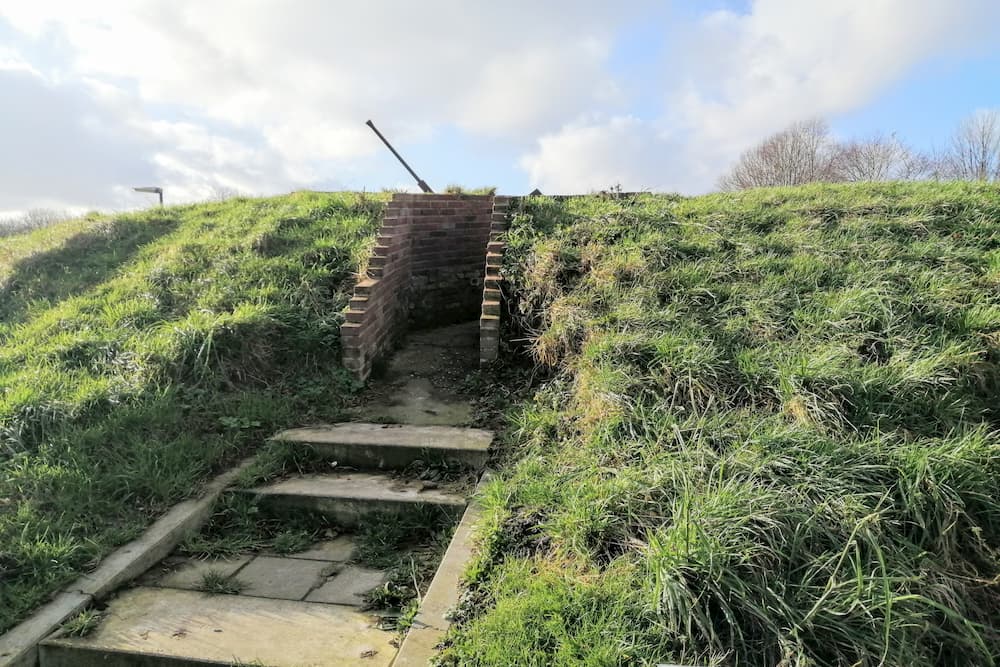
xmin=0 ymin=191 xmax=384 ymax=632
xmin=443 ymin=182 xmax=1000 ymax=666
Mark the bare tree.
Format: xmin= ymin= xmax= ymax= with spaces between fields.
xmin=939 ymin=109 xmax=1000 ymax=181
xmin=719 ymin=118 xmax=840 ymax=190
xmin=833 ymin=133 xmax=931 ymax=182
xmin=209 ymin=186 xmax=246 ymax=202
xmin=0 ymin=208 xmax=68 ymax=238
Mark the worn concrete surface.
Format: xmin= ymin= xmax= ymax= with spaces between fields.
xmin=291 ymin=535 xmax=356 ymax=562
xmin=246 ymin=471 xmax=467 ymax=527
xmin=349 ymin=321 xmax=479 ymax=427
xmin=271 ymin=422 xmax=492 ymax=469
xmin=21 ymin=321 xmax=492 ymax=666
xmin=153 ymin=556 xmax=250 ymax=591
xmin=40 ymin=587 xmax=395 ymax=667
xmin=306 ymin=566 xmax=386 ymax=606
xmin=237 ymin=556 xmax=333 ymax=601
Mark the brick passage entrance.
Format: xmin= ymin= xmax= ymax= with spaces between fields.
xmin=341 ymin=193 xmax=511 ymax=381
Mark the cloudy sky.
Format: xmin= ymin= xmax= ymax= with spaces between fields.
xmin=1 ymin=0 xmax=999 ymax=215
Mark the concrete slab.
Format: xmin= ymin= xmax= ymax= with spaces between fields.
xmin=245 ymin=471 xmax=467 ymax=528
xmin=305 ymin=566 xmax=386 ymax=606
xmin=349 ymin=321 xmax=480 ymax=427
xmin=352 ymin=377 xmax=474 ymax=426
xmin=237 ymin=556 xmax=332 ymax=601
xmin=271 ymin=423 xmax=492 ymax=470
xmin=39 ymin=587 xmax=396 ymax=667
xmin=292 ymin=535 xmax=356 ymax=562
xmin=154 ymin=556 xmax=250 ymax=590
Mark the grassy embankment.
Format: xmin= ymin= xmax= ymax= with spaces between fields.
xmin=0 ymin=191 xmax=383 ymax=632
xmin=444 ymin=183 xmax=1000 ymax=666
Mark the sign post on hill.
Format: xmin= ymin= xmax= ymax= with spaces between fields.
xmin=133 ymin=186 xmax=164 ymax=206
xmin=365 ymin=120 xmax=433 ymax=193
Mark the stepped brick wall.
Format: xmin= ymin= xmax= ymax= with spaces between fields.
xmin=479 ymin=196 xmax=513 ymax=365
xmin=341 ymin=193 xmax=495 ymax=381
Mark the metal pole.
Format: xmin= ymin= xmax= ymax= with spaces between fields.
xmin=365 ymin=120 xmax=433 ymax=193
xmin=133 ymin=186 xmax=164 ymax=207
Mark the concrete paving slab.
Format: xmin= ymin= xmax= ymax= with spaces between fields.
xmin=305 ymin=566 xmax=387 ymax=606
xmin=292 ymin=535 xmax=356 ymax=562
xmin=245 ymin=471 xmax=467 ymax=528
xmin=237 ymin=556 xmax=332 ymax=601
xmin=273 ymin=422 xmax=492 ymax=453
xmin=349 ymin=321 xmax=480 ymax=427
xmin=39 ymin=587 xmax=396 ymax=667
xmin=271 ymin=423 xmax=492 ymax=470
xmin=351 ymin=376 xmax=474 ymax=426
xmin=154 ymin=555 xmax=250 ymax=590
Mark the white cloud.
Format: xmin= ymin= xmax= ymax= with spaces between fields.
xmin=456 ymin=41 xmax=623 ymax=136
xmin=523 ymin=0 xmax=1000 ymax=193
xmin=0 ymin=0 xmax=998 ymax=207
xmin=0 ymin=1 xmax=653 ymax=207
xmin=520 ymin=117 xmax=675 ymax=193
xmin=669 ymin=0 xmax=1000 ymax=150
xmin=0 ymin=67 xmax=156 ymax=211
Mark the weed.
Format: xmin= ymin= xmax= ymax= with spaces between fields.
xmin=272 ymin=529 xmax=313 ymax=555
xmin=63 ymin=609 xmax=103 ymax=637
xmin=355 ymin=508 xmax=453 ymax=570
xmin=198 ymin=570 xmax=244 ymax=595
xmin=351 ymin=508 xmax=456 ymax=619
xmin=181 ymin=493 xmax=336 ymax=560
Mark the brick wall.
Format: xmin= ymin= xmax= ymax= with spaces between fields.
xmin=341 ymin=193 xmax=495 ymax=381
xmin=407 ymin=195 xmax=495 ymax=327
xmin=479 ymin=196 xmax=513 ymax=365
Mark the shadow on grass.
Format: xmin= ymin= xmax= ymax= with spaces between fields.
xmin=0 ymin=213 xmax=181 ymax=325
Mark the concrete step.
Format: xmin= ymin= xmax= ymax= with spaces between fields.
xmin=241 ymin=471 xmax=468 ymax=527
xmin=270 ymin=423 xmax=492 ymax=471
xmin=40 ymin=586 xmax=396 ymax=666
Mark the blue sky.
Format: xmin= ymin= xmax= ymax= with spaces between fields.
xmin=832 ymin=51 xmax=1000 ymax=152
xmin=1 ymin=1 xmax=998 ymax=215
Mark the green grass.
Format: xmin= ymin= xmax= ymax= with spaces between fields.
xmin=443 ymin=182 xmax=1000 ymax=666
xmin=355 ymin=508 xmax=456 ymax=618
xmin=62 ymin=608 xmax=103 ymax=637
xmin=0 ymin=191 xmax=385 ymax=632
xmin=198 ymin=570 xmax=245 ymax=595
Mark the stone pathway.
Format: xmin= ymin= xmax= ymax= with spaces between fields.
xmin=38 ymin=322 xmax=489 ymax=667
xmin=349 ymin=321 xmax=480 ymax=427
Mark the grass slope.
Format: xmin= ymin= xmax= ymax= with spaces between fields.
xmin=0 ymin=191 xmax=383 ymax=632
xmin=445 ymin=182 xmax=1000 ymax=666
